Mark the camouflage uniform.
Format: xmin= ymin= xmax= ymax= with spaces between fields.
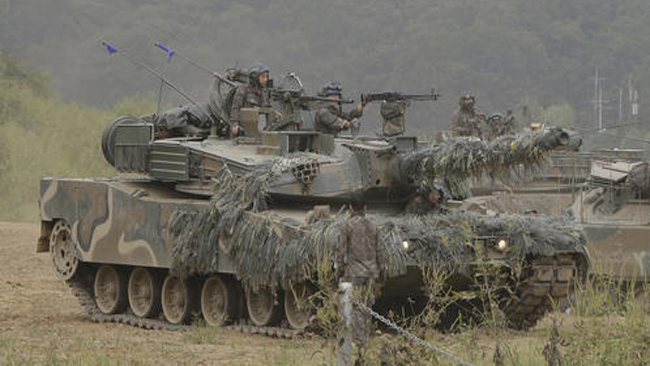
xmin=484 ymin=114 xmax=504 ymax=141
xmin=314 ymin=104 xmax=363 ymax=136
xmin=336 ymin=212 xmax=387 ymax=354
xmin=380 ymin=101 xmax=407 ymax=137
xmin=485 ymin=112 xmax=518 ymax=140
xmin=229 ymin=83 xmax=269 ymax=126
xmin=501 ymin=112 xmax=518 ymax=136
xmin=451 ymin=107 xmax=485 ymax=137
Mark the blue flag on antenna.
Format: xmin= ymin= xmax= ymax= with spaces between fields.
xmin=155 ymin=42 xmax=175 ymax=62
xmin=103 ymin=42 xmax=119 ymax=55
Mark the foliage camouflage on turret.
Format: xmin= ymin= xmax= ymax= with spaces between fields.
xmin=402 ymin=129 xmax=568 ymax=193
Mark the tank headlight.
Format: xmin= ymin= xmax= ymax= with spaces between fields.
xmin=402 ymin=240 xmax=410 ymax=250
xmin=496 ymin=239 xmax=508 ymax=251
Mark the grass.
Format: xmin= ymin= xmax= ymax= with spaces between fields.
xmin=338 ymin=273 xmax=650 ymax=366
xmin=1 ymin=275 xmax=649 ymax=365
xmin=182 ymin=324 xmax=221 ymax=345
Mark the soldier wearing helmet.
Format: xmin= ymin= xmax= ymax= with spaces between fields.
xmin=484 ymin=112 xmax=504 ymax=140
xmin=485 ymin=110 xmax=519 ymax=140
xmin=314 ymin=82 xmax=366 ymax=136
xmin=229 ymin=64 xmax=272 ymax=136
xmin=451 ymin=94 xmax=485 ymax=137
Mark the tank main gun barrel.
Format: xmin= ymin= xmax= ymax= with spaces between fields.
xmin=533 ymin=128 xmax=570 ymax=150
xmin=397 ymin=128 xmax=570 ymax=189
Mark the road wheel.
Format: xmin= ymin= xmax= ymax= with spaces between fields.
xmin=128 ymin=268 xmax=161 ymax=318
xmin=284 ymin=283 xmax=314 ymax=330
xmin=161 ymin=275 xmax=198 ymax=325
xmin=50 ymin=220 xmax=79 ymax=280
xmin=94 ymin=265 xmax=127 ymax=315
xmin=201 ymin=275 xmax=240 ymax=326
xmin=246 ymin=287 xmax=283 ymax=327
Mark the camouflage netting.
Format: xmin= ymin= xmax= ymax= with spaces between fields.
xmin=169 ymin=167 xmax=586 ymax=290
xmin=169 ymin=165 xmax=273 ymax=277
xmin=627 ymin=162 xmax=650 ymax=198
xmin=401 ymin=129 xmax=568 ymax=194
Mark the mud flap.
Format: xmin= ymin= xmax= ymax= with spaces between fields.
xmin=37 ymin=221 xmax=53 ymax=253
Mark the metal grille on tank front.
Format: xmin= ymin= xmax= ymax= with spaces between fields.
xmin=291 ymin=161 xmax=321 ymax=184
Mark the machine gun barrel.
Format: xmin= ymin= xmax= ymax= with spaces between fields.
xmin=361 ymin=89 xmax=441 ymax=104
xmin=271 ymin=89 xmax=354 ymax=104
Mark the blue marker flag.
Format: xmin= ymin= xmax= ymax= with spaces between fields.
xmin=103 ymin=42 xmax=118 ymax=55
xmin=155 ymin=42 xmax=175 ymax=62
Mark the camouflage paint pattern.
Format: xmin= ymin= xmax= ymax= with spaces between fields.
xmin=39 ymin=178 xmax=206 ymax=268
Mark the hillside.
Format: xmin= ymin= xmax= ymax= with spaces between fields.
xmin=2 ymin=0 xmax=650 ymax=133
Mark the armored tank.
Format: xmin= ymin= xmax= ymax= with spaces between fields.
xmin=568 ymin=160 xmax=650 ymax=292
xmin=465 ymin=133 xmax=650 ymax=302
xmin=38 ymin=78 xmax=588 ymax=333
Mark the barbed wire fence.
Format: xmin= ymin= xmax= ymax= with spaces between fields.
xmin=337 ymin=282 xmax=477 ymax=366
xmin=353 ymin=300 xmax=478 ymax=366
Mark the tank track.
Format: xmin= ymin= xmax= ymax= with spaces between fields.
xmin=502 ymin=254 xmax=576 ymax=329
xmin=65 ymin=267 xmax=302 ymax=338
xmin=64 ymin=257 xmax=576 ymax=335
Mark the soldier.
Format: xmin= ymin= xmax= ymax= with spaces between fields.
xmin=485 ymin=112 xmax=504 ymax=140
xmin=451 ymin=94 xmax=486 ymax=137
xmin=336 ymin=194 xmax=387 ymax=364
xmin=404 ymin=185 xmax=445 ymax=215
xmin=314 ymin=82 xmax=366 ymax=136
xmin=229 ymin=65 xmax=271 ymax=136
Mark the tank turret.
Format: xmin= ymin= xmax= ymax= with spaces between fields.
xmin=101 ymin=112 xmax=569 ymax=201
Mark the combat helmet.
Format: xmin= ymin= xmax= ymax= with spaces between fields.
xmin=321 ymin=81 xmax=343 ymax=97
xmin=249 ymin=64 xmax=270 ymax=88
xmin=459 ymin=93 xmax=476 ymax=108
xmin=488 ymin=112 xmax=503 ymax=123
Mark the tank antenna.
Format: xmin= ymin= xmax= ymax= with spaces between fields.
xmin=155 ymin=42 xmax=236 ymax=88
xmin=101 ymin=40 xmax=218 ymax=122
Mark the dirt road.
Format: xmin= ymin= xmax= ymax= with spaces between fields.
xmin=0 ymin=222 xmax=330 ymax=365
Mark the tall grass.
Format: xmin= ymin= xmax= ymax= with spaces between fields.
xmin=0 ymin=53 xmax=157 ymax=222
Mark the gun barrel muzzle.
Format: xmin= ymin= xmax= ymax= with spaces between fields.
xmin=557 ymin=131 xmax=570 ymax=146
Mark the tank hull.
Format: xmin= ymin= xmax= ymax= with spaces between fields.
xmin=39 ymin=177 xmax=587 ymax=331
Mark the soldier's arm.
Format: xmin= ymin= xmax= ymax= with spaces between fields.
xmin=319 ymin=109 xmax=350 ymax=131
xmin=476 ymin=109 xmax=487 ymax=123
xmin=342 ymin=106 xmax=363 ymax=120
xmin=229 ymin=86 xmax=246 ymax=125
xmin=451 ymin=111 xmax=465 ymax=136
